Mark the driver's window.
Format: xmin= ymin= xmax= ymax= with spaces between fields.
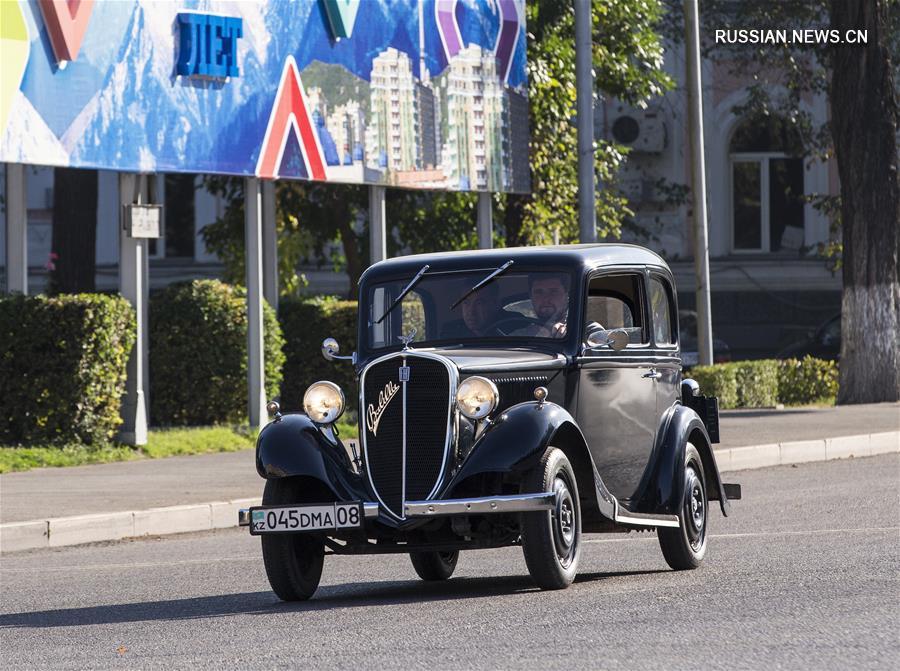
xmin=585 ymin=274 xmax=647 ymax=345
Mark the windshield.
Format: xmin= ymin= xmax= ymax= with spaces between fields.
xmin=365 ymin=270 xmax=574 ymax=350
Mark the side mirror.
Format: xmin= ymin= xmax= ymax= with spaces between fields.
xmin=586 ymin=328 xmax=629 ymax=351
xmin=321 ymin=337 xmax=354 ymax=362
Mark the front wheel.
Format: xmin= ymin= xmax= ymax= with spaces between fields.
xmin=260 ymin=478 xmax=325 ymax=601
xmin=658 ymin=443 xmax=709 ymax=570
xmin=409 ymin=551 xmax=459 ymax=581
xmin=520 ymin=447 xmax=582 ymax=590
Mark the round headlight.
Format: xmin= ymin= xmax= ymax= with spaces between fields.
xmin=456 ymin=376 xmax=499 ymax=420
xmin=303 ymin=381 xmax=345 ymax=424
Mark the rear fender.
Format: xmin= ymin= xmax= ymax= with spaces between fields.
xmin=445 ymin=402 xmax=615 ymax=520
xmin=255 ymin=413 xmax=362 ymax=501
xmin=635 ymin=404 xmax=731 ymax=517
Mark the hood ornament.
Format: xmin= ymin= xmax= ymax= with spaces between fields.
xmin=397 ymin=328 xmax=417 ymax=350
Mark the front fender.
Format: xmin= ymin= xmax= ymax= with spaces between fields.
xmin=255 ymin=413 xmax=362 ymax=501
xmin=634 ymin=404 xmax=731 ymax=517
xmin=451 ymin=401 xmax=573 ymax=482
xmin=444 ymin=401 xmax=616 ymax=520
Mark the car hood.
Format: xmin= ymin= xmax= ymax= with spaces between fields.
xmin=415 ymin=347 xmax=568 ymax=373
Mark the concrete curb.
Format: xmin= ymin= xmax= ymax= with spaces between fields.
xmin=715 ymin=431 xmax=898 ymax=473
xmin=1 ymin=431 xmax=897 ymax=554
xmin=0 ymin=497 xmax=261 ymax=554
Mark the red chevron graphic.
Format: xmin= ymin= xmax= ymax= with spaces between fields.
xmin=37 ymin=0 xmax=95 ymax=63
xmin=256 ymin=56 xmax=327 ymax=181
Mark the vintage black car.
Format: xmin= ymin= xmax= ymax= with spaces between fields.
xmin=239 ymin=245 xmax=741 ymax=600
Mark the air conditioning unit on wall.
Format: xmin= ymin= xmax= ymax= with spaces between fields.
xmin=608 ymin=105 xmax=667 ymax=154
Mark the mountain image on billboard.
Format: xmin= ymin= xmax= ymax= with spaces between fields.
xmin=0 ymin=0 xmax=529 ymax=193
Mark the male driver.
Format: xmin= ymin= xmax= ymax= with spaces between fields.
xmin=513 ymin=273 xmax=569 ymax=338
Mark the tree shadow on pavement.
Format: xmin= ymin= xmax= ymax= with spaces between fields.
xmin=0 ymin=569 xmax=667 ymax=629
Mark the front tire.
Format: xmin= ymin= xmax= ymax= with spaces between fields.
xmin=658 ymin=443 xmax=708 ymax=570
xmin=260 ymin=478 xmax=325 ymax=601
xmin=520 ymin=447 xmax=582 ymax=590
xmin=409 ymin=551 xmax=459 ymax=581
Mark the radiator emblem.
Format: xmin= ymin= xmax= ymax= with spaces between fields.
xmin=366 ymin=380 xmax=400 ymax=437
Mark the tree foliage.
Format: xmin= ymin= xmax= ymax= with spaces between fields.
xmin=667 ymin=0 xmax=899 ymax=403
xmin=507 ymin=0 xmax=673 ymax=246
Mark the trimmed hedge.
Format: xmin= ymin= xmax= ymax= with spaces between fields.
xmin=149 ymin=280 xmax=285 ymax=425
xmin=690 ymin=363 xmax=739 ymax=408
xmin=0 ymin=293 xmax=135 ymax=445
xmin=734 ymin=359 xmax=779 ymax=407
xmin=690 ymin=357 xmax=837 ymax=408
xmin=778 ymin=356 xmax=839 ymax=405
xmin=279 ymin=296 xmax=358 ymax=414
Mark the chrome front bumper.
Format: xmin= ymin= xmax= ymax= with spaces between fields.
xmin=404 ymin=492 xmax=556 ymax=517
xmin=238 ymin=494 xmax=554 ymax=526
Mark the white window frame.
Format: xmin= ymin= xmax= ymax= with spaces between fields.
xmin=728 ymin=151 xmax=791 ymax=254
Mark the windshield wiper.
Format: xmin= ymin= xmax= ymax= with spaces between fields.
xmin=450 ymin=260 xmax=514 ymax=310
xmin=375 ymin=264 xmax=430 ymax=324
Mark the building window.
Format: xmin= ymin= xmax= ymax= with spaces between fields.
xmin=729 ymin=115 xmax=805 ymax=253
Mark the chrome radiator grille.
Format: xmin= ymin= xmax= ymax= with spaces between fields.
xmin=361 ymin=353 xmax=454 ymax=519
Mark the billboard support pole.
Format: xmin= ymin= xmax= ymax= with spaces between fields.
xmin=477 ymin=192 xmax=493 ymax=249
xmin=261 ymin=180 xmax=278 ymax=312
xmin=575 ymin=0 xmax=596 ymax=243
xmin=4 ymin=164 xmax=27 ymax=294
xmin=245 ymin=177 xmax=266 ymax=429
xmin=369 ymin=185 xmax=386 ymax=264
xmin=118 ymin=173 xmax=148 ymax=446
xmin=684 ymin=0 xmax=713 ymax=365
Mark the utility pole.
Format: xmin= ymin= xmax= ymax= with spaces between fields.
xmin=575 ymin=0 xmax=596 ymax=243
xmin=684 ymin=0 xmax=713 ymax=365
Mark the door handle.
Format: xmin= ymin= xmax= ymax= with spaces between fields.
xmin=642 ymin=370 xmax=662 ymax=380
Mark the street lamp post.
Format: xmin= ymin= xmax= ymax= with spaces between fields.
xmin=575 ymin=0 xmax=596 ymax=244
xmin=684 ymin=0 xmax=714 ymax=365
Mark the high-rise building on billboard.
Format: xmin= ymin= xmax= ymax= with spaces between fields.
xmin=439 ymin=45 xmax=508 ymax=191
xmin=367 ymin=48 xmax=418 ymax=172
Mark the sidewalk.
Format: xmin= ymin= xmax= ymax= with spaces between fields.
xmin=1 ymin=403 xmax=897 ymax=552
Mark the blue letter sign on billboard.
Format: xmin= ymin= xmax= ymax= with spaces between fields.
xmin=0 ymin=0 xmax=529 ymax=194
xmin=176 ymin=13 xmax=243 ymax=78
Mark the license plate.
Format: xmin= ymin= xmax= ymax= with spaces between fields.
xmin=249 ymin=502 xmax=362 ymax=534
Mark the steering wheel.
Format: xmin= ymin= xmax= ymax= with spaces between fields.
xmin=488 ymin=315 xmax=544 ymax=336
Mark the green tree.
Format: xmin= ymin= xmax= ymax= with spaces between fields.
xmin=678 ymin=0 xmax=900 ymax=403
xmin=504 ymin=0 xmax=673 ymax=246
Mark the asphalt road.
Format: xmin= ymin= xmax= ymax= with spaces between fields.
xmin=1 ymin=455 xmax=898 ymax=670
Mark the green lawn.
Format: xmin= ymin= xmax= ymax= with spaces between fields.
xmin=0 ymin=420 xmax=360 ymax=474
xmin=0 ymin=426 xmax=258 ymax=474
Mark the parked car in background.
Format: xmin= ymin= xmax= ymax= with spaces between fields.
xmin=240 ymin=245 xmax=741 ymax=601
xmin=678 ymin=310 xmax=731 ymax=367
xmin=777 ymin=314 xmax=841 ymax=361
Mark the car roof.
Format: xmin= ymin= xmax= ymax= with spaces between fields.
xmin=360 ymin=244 xmax=670 ymax=283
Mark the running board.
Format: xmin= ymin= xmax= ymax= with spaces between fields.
xmin=613 ymin=503 xmax=680 ymax=529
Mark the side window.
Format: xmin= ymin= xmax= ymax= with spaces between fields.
xmin=649 ymin=276 xmax=675 ymax=346
xmin=585 ymin=274 xmax=647 ymax=345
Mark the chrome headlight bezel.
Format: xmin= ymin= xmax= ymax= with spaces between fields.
xmin=455 ymin=376 xmax=499 ymax=421
xmin=302 ymin=381 xmax=346 ymax=424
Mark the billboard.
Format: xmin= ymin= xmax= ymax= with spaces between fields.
xmin=0 ymin=0 xmax=529 ymax=193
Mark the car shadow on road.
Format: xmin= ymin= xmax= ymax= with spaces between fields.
xmin=0 ymin=569 xmax=668 ymax=629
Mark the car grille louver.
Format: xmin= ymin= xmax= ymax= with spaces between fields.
xmin=362 ymin=354 xmax=453 ymax=519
